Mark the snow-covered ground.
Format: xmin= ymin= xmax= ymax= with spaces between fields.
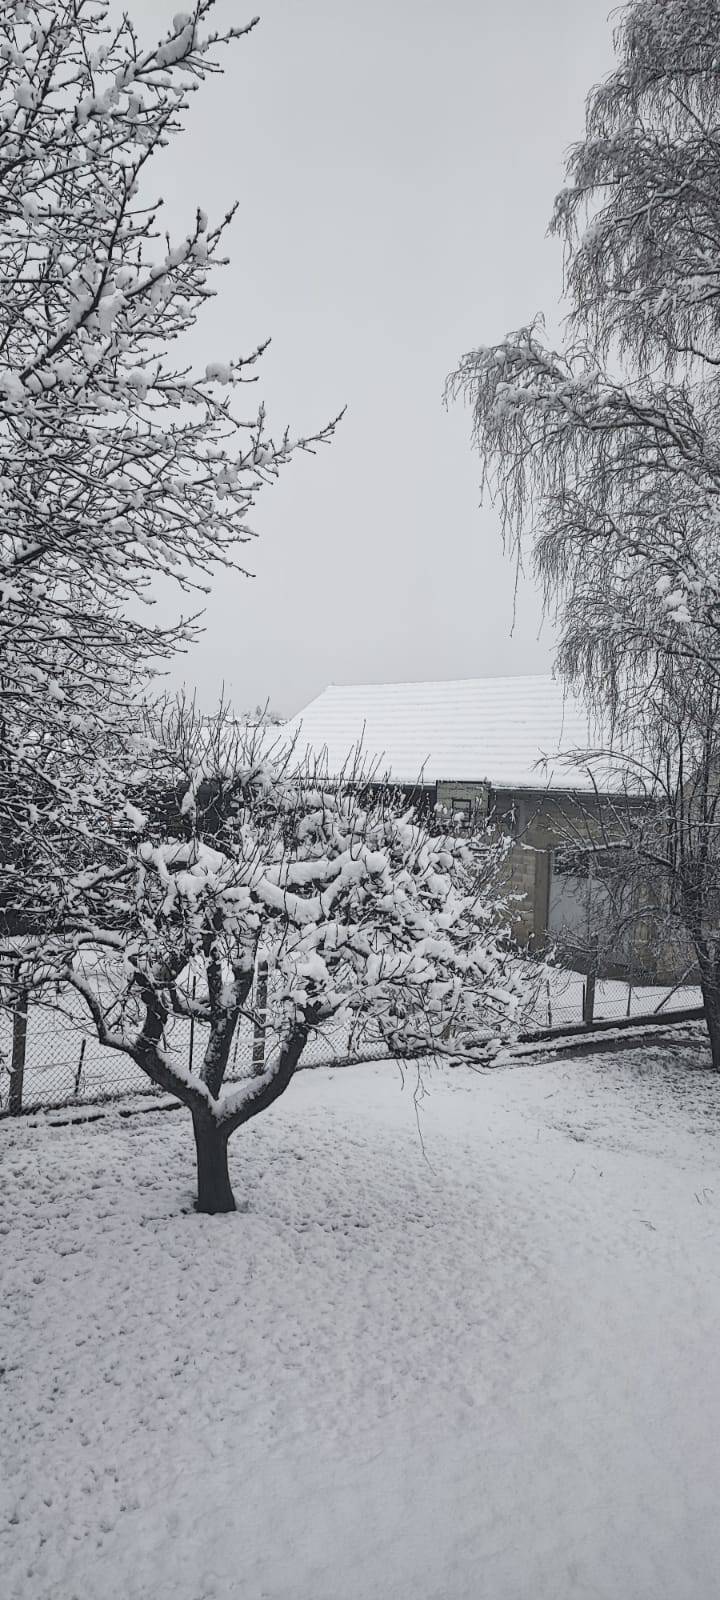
xmin=2 ymin=1047 xmax=720 ymax=1599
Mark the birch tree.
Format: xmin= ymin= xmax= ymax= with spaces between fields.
xmin=448 ymin=0 xmax=720 ymax=724
xmin=447 ymin=0 xmax=720 ymax=1060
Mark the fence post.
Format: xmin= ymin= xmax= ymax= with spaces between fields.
xmin=583 ymin=938 xmax=598 ymax=1027
xmin=626 ymin=926 xmax=636 ymax=1017
xmin=74 ymin=1038 xmax=87 ymax=1097
xmin=252 ymin=958 xmax=268 ymax=1076
xmin=188 ymin=975 xmax=197 ymax=1074
xmin=9 ymin=982 xmax=29 ymax=1115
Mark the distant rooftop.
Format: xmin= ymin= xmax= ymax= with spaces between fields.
xmin=283 ymin=675 xmax=614 ymax=792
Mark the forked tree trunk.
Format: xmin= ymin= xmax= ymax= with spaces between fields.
xmin=192 ymin=1110 xmax=235 ymax=1214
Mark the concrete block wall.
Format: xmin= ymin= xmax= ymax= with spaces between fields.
xmin=436 ymin=780 xmax=488 ymax=816
xmin=436 ymin=782 xmax=698 ymax=983
xmin=502 ymin=842 xmax=538 ymax=946
xmin=437 ymin=782 xmax=541 ymax=947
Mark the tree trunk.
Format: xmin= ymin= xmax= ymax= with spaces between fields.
xmin=583 ymin=935 xmax=598 ymax=1027
xmin=251 ymin=958 xmax=268 ymax=1076
xmin=9 ymin=983 xmax=28 ymax=1115
xmin=192 ymin=1111 xmax=236 ymax=1214
xmin=700 ymin=980 xmax=720 ymax=1070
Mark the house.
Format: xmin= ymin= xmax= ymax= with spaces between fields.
xmin=283 ymin=674 xmax=629 ymax=957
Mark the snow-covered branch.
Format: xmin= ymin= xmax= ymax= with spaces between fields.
xmin=34 ymin=698 xmax=528 ymax=1205
xmin=0 ymin=1 xmax=340 ymax=937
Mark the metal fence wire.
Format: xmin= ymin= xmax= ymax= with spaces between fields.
xmin=531 ymin=965 xmax=701 ymax=1033
xmin=0 ymin=967 xmax=390 ymax=1118
xmin=0 ymin=961 xmax=704 ymax=1119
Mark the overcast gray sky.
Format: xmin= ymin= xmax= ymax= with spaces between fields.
xmin=143 ymin=0 xmax=616 ymax=716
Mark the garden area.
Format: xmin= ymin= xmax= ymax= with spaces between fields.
xmin=2 ymin=1048 xmax=719 ymax=1600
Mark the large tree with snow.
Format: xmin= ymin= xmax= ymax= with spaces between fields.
xmin=447 ymin=0 xmax=720 ymax=1059
xmin=36 ymin=701 xmax=525 ymax=1212
xmin=447 ymin=0 xmax=720 ymax=725
xmin=0 ymin=1 xmax=337 ymax=931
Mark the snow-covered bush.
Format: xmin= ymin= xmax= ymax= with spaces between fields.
xmin=45 ymin=706 xmax=526 ymax=1212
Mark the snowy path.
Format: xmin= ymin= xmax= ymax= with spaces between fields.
xmin=1 ymin=1051 xmax=720 ymax=1600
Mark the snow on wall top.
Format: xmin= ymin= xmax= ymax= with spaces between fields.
xmin=282 ymin=675 xmax=615 ymax=791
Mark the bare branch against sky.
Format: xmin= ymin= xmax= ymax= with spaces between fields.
xmin=140 ymin=0 xmax=615 ymax=715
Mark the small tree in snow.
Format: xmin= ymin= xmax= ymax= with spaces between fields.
xmin=40 ymin=705 xmax=524 ymax=1212
xmin=0 ymin=2 xmax=337 ymax=927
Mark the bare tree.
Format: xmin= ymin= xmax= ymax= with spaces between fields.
xmin=554 ymin=0 xmax=720 ymax=375
xmin=0 ymin=2 xmax=338 ymax=927
xmin=549 ymin=678 xmax=720 ymax=1055
xmin=447 ymin=330 xmax=720 ymax=733
xmin=446 ymin=0 xmax=720 ymax=1059
xmin=446 ymin=0 xmax=720 ymax=729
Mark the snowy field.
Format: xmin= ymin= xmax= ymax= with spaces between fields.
xmin=2 ymin=1047 xmax=720 ymax=1600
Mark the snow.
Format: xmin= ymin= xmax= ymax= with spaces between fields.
xmin=1 ymin=967 xmax=702 ymax=1116
xmin=282 ymin=674 xmax=617 ymax=791
xmin=529 ymin=967 xmax=702 ymax=1030
xmin=13 ymin=80 xmax=34 ymax=110
xmin=123 ymin=799 xmax=146 ymax=832
xmin=205 ymin=361 xmax=232 ymax=384
xmin=2 ymin=1048 xmax=720 ymax=1599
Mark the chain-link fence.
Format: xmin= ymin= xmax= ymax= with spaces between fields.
xmin=0 ymin=969 xmax=389 ymax=1118
xmin=0 ymin=959 xmax=704 ymax=1119
xmin=526 ymin=965 xmax=702 ymax=1032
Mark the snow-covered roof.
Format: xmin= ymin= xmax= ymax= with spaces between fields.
xmin=283 ymin=675 xmax=617 ymax=792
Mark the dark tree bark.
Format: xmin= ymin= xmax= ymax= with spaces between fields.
xmin=192 ymin=1109 xmax=235 ymax=1214
xmin=200 ymin=956 xmax=254 ymax=1098
xmin=71 ymin=968 xmax=311 ymax=1213
xmin=9 ymin=980 xmax=28 ymax=1115
xmin=192 ymin=1026 xmax=311 ymax=1213
xmin=699 ymin=972 xmax=720 ymax=1070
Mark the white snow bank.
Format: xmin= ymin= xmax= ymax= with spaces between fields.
xmin=1 ymin=1049 xmax=720 ymax=1599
